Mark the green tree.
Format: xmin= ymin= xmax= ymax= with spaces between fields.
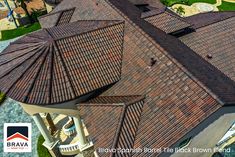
xmin=176 ymin=6 xmax=185 ymax=15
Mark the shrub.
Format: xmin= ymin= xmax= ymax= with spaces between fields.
xmin=161 ymin=0 xmax=189 ymax=6
xmin=176 ymin=6 xmax=185 ymax=15
xmin=0 ymin=91 xmax=6 ymax=105
xmin=37 ymin=135 xmax=51 ymax=157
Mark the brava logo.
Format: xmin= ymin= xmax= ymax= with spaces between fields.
xmin=4 ymin=123 xmax=32 ymax=152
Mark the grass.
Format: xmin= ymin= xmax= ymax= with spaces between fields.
xmin=161 ymin=0 xmax=235 ymax=11
xmin=0 ymin=91 xmax=6 ymax=105
xmin=161 ymin=0 xmax=189 ymax=6
xmin=188 ymin=0 xmax=216 ymax=5
xmin=218 ymin=1 xmax=235 ymax=11
xmin=0 ymin=22 xmax=41 ymax=41
xmin=37 ymin=135 xmax=51 ymax=157
xmin=161 ymin=0 xmax=216 ymax=6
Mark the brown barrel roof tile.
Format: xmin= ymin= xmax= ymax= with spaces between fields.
xmin=180 ymin=16 xmax=235 ymax=86
xmin=0 ymin=20 xmax=125 ymax=105
xmin=79 ymin=96 xmax=145 ymax=156
xmin=144 ymin=11 xmax=191 ymax=34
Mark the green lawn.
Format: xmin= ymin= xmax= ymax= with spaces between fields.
xmin=0 ymin=22 xmax=41 ymax=41
xmin=161 ymin=0 xmax=235 ymax=11
xmin=37 ymin=135 xmax=51 ymax=157
xmin=188 ymin=0 xmax=216 ymax=5
xmin=161 ymin=0 xmax=216 ymax=6
xmin=0 ymin=91 xmax=6 ymax=105
xmin=218 ymin=1 xmax=235 ymax=11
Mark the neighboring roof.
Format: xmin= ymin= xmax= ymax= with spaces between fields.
xmin=144 ymin=11 xmax=191 ymax=34
xmin=185 ymin=11 xmax=235 ymax=29
xmin=78 ymin=96 xmax=145 ymax=156
xmin=180 ymin=16 xmax=235 ymax=86
xmin=0 ymin=20 xmax=125 ymax=105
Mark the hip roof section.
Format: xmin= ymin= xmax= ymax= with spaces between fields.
xmin=0 ymin=20 xmax=125 ymax=105
xmin=144 ymin=11 xmax=191 ymax=34
xmin=78 ymin=96 xmax=145 ymax=157
xmin=180 ymin=16 xmax=235 ymax=87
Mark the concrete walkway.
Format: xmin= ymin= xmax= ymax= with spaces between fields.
xmin=215 ymin=0 xmax=222 ymax=6
xmin=172 ymin=3 xmax=218 ymax=17
xmin=224 ymin=0 xmax=235 ymax=3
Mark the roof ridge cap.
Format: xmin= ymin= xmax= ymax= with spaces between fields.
xmin=23 ymin=45 xmax=51 ymax=102
xmin=52 ymin=41 xmax=76 ymax=98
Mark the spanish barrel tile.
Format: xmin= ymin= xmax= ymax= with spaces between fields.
xmin=56 ymin=8 xmax=75 ymax=26
xmin=78 ymin=96 xmax=145 ymax=157
xmin=0 ymin=20 xmax=125 ymax=105
xmin=180 ymin=17 xmax=235 ymax=84
xmin=1 ymin=0 xmax=234 ymax=156
xmin=144 ymin=11 xmax=191 ymax=34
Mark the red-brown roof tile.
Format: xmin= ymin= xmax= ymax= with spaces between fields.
xmin=1 ymin=0 xmax=234 ymax=156
xmin=56 ymin=8 xmax=75 ymax=26
xmin=185 ymin=11 xmax=235 ymax=29
xmin=0 ymin=20 xmax=125 ymax=105
xmin=144 ymin=11 xmax=191 ymax=34
xmin=78 ymin=96 xmax=145 ymax=156
xmin=34 ymin=0 xmax=232 ymax=156
xmin=180 ymin=16 xmax=235 ymax=85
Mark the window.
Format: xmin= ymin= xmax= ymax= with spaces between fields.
xmin=211 ymin=152 xmax=223 ymax=157
xmin=178 ymin=137 xmax=192 ymax=149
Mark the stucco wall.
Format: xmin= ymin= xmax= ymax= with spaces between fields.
xmin=171 ymin=112 xmax=235 ymax=157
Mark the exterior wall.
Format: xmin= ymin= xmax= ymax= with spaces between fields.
xmin=171 ymin=112 xmax=235 ymax=157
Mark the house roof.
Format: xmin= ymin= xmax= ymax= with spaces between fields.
xmin=184 ymin=11 xmax=235 ymax=29
xmin=78 ymin=96 xmax=145 ymax=157
xmin=39 ymin=7 xmax=75 ymax=28
xmin=36 ymin=0 xmax=229 ymax=155
xmin=0 ymin=20 xmax=125 ymax=105
xmin=1 ymin=0 xmax=235 ymax=156
xmin=55 ymin=7 xmax=75 ymax=26
xmin=108 ymin=0 xmax=235 ymax=105
xmin=143 ymin=10 xmax=192 ymax=34
xmin=180 ymin=16 xmax=235 ymax=87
